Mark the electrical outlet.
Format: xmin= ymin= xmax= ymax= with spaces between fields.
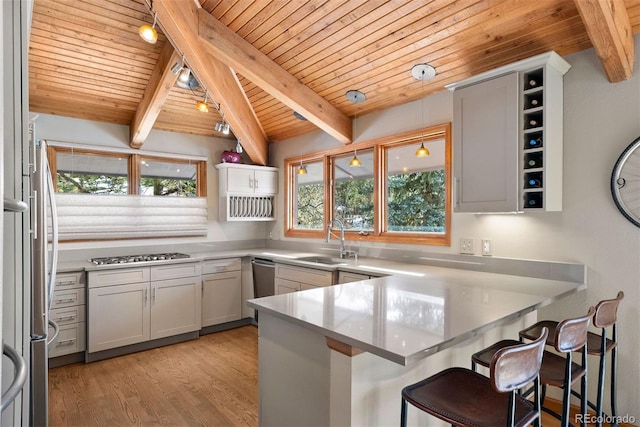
xmin=460 ymin=238 xmax=474 ymax=254
xmin=481 ymin=238 xmax=492 ymax=256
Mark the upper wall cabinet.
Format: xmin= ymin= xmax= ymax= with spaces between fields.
xmin=215 ymin=163 xmax=279 ymax=221
xmin=447 ymin=51 xmax=571 ymax=213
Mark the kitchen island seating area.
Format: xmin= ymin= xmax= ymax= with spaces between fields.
xmin=401 ymin=327 xmax=549 ymax=427
xmin=473 ymin=306 xmax=595 ymax=427
xmin=516 ymin=291 xmax=625 ymax=427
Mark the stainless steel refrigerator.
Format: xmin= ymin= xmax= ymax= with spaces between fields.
xmin=2 ymin=1 xmax=58 ymax=426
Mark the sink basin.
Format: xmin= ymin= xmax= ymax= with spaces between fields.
xmin=297 ymin=256 xmax=347 ymax=265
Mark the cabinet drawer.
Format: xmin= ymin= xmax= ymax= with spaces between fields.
xmin=150 ymin=262 xmax=201 ymax=280
xmin=49 ymin=322 xmax=86 ymax=358
xmin=88 ymin=267 xmax=150 ymax=288
xmin=275 ymin=277 xmax=299 ymax=295
xmin=50 ymin=305 xmax=86 ymax=326
xmin=50 ymin=288 xmax=85 ymax=309
xmin=275 ymin=264 xmax=333 ymax=287
xmin=338 ymin=271 xmax=370 ymax=284
xmin=55 ymin=271 xmax=85 ymax=290
xmin=202 ymin=258 xmax=241 ymax=274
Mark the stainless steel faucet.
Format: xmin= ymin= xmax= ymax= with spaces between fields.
xmin=326 ymin=218 xmax=349 ymax=258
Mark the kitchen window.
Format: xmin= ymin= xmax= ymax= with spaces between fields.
xmin=285 ymin=123 xmax=451 ymax=246
xmin=48 ymin=146 xmax=206 ymax=197
xmin=45 ymin=142 xmax=208 ymax=241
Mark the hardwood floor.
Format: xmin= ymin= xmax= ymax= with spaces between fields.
xmin=49 ymin=325 xmax=632 ymax=427
xmin=48 ymin=326 xmax=259 ymax=427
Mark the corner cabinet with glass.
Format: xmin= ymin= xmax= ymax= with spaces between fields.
xmin=447 ymin=51 xmax=570 ymax=213
xmin=215 ymin=163 xmax=278 ymax=221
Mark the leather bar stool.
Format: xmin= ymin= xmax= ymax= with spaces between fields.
xmin=472 ymin=307 xmax=595 ymax=427
xmin=400 ymin=328 xmax=548 ymax=427
xmin=519 ymin=292 xmax=624 ymax=427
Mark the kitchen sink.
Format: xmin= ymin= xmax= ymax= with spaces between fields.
xmin=297 ymin=256 xmax=347 ymax=266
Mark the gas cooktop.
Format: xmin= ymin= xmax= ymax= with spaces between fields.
xmin=90 ymin=253 xmax=191 ymax=265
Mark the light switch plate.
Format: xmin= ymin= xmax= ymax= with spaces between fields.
xmin=460 ymin=238 xmax=474 ymax=254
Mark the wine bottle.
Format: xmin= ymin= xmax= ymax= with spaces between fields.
xmin=524 ymin=152 xmax=543 ymax=169
xmin=529 ymin=79 xmax=537 ymax=87
xmin=528 ymin=137 xmax=542 ymax=148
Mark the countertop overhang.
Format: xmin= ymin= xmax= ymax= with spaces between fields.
xmin=247 ymin=265 xmax=585 ymax=365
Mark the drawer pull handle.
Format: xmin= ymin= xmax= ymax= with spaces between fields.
xmin=57 ymin=339 xmax=75 ymax=346
xmin=56 ymin=315 xmax=76 ymax=321
xmin=55 ymin=298 xmax=75 ymax=304
xmin=58 ymin=280 xmax=76 ymax=286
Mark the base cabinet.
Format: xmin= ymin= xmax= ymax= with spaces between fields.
xmin=201 ymin=258 xmax=242 ymax=327
xmin=49 ymin=271 xmax=87 ymax=357
xmin=88 ymin=282 xmax=149 ymax=352
xmin=87 ymin=262 xmax=201 ymax=354
xmin=275 ymin=263 xmax=334 ymax=294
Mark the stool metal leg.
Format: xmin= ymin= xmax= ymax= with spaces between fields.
xmin=400 ymin=397 xmax=407 ymax=427
xmin=580 ymin=348 xmax=588 ymax=427
xmin=611 ymin=325 xmax=619 ymax=427
xmin=561 ymin=352 xmax=573 ymax=427
xmin=596 ymin=329 xmax=607 ymax=427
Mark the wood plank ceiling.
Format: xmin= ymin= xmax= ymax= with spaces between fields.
xmin=29 ymin=0 xmax=640 ymax=165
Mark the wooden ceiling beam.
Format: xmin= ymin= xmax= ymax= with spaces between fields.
xmin=196 ymin=8 xmax=353 ymax=145
xmin=130 ymin=42 xmax=180 ymax=148
xmin=573 ymin=0 xmax=634 ymax=82
xmin=153 ymin=0 xmax=268 ymax=165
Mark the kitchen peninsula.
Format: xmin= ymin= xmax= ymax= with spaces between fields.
xmin=248 ymin=264 xmax=584 ymax=427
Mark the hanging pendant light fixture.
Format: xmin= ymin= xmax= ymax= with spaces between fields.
xmin=139 ymin=5 xmax=158 ymax=44
xmin=297 ymin=158 xmax=308 ymax=175
xmin=349 ymin=150 xmax=362 ymax=167
xmin=196 ymin=90 xmax=210 ymax=112
xmin=345 ymin=89 xmax=366 ymax=167
xmin=411 ymin=63 xmax=436 ymax=157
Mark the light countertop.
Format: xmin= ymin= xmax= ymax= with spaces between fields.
xmin=247 ymin=266 xmax=585 ymax=365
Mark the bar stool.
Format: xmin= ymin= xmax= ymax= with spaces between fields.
xmin=472 ymin=307 xmax=595 ymax=427
xmin=400 ymin=327 xmax=548 ymax=427
xmin=519 ymin=292 xmax=624 ymax=427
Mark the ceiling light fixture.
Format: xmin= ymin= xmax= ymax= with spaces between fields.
xmin=349 ymin=149 xmax=362 ymax=167
xmin=215 ymin=107 xmax=231 ymax=134
xmin=178 ymin=66 xmax=191 ymax=83
xmin=411 ymin=63 xmax=436 ymax=157
xmin=345 ymin=89 xmax=366 ymax=167
xmin=139 ymin=2 xmax=158 ymax=45
xmin=297 ymin=159 xmax=308 ymax=175
xmin=196 ymin=90 xmax=210 ymax=113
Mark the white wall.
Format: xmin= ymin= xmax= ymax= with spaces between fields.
xmin=270 ymin=44 xmax=640 ymax=419
xmin=34 ymin=114 xmax=268 ymax=251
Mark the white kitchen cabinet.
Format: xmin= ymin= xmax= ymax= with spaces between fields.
xmin=447 ymin=51 xmax=570 ymax=213
xmin=88 ymin=282 xmax=150 ymax=353
xmin=87 ymin=262 xmax=201 ymax=353
xmin=49 ymin=271 xmax=87 ymax=358
xmin=151 ymin=276 xmax=202 ymax=339
xmin=275 ymin=263 xmax=334 ymax=294
xmin=215 ymin=163 xmax=278 ymax=221
xmin=201 ymin=258 xmax=242 ymax=327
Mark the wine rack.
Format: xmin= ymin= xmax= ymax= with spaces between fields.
xmin=519 ymin=54 xmax=568 ymax=211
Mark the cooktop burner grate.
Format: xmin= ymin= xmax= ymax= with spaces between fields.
xmin=90 ymin=253 xmax=191 ymax=265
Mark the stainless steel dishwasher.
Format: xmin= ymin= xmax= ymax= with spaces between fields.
xmin=252 ymin=257 xmax=275 ymax=298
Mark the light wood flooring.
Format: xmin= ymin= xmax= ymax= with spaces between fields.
xmin=49 ymin=325 xmax=632 ymax=427
xmin=48 ymin=326 xmax=259 ymax=427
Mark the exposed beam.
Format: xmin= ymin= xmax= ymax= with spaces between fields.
xmin=130 ymin=43 xmax=180 ymax=149
xmin=574 ymin=0 xmax=634 ymax=82
xmin=197 ymin=8 xmax=353 ymax=145
xmin=153 ymin=0 xmax=268 ymax=165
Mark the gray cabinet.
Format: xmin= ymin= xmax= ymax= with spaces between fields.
xmin=448 ymin=51 xmax=571 ymax=213
xmin=87 ymin=262 xmax=201 ymax=353
xmin=453 ymin=73 xmax=520 ymax=213
xmin=201 ymin=258 xmax=242 ymax=327
xmin=215 ymin=163 xmax=278 ymax=221
xmin=274 ymin=263 xmax=334 ymax=294
xmin=49 ymin=271 xmax=86 ymax=358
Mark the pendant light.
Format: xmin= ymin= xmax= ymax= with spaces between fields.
xmin=349 ymin=150 xmax=362 ymax=167
xmin=297 ymin=159 xmax=308 ymax=175
xmin=196 ymin=90 xmax=210 ymax=113
xmin=139 ymin=8 xmax=158 ymax=44
xmin=411 ymin=63 xmax=436 ymax=157
xmin=345 ymin=89 xmax=366 ymax=167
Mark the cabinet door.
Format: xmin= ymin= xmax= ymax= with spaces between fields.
xmin=253 ymin=169 xmax=278 ymax=194
xmin=275 ymin=277 xmax=299 ymax=295
xmin=337 ymin=271 xmax=370 ymax=284
xmin=150 ymin=277 xmax=202 ymax=339
xmin=202 ymin=271 xmax=242 ymax=327
xmin=453 ymin=72 xmax=519 ymax=212
xmin=227 ymin=167 xmax=255 ymax=193
xmin=88 ymin=282 xmax=150 ymax=353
